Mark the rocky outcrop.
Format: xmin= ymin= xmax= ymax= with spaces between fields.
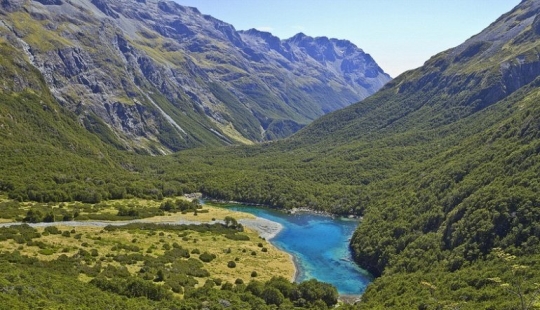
xmin=33 ymin=0 xmax=63 ymax=5
xmin=0 ymin=0 xmax=391 ymax=153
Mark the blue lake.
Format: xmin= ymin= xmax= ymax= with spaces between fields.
xmin=223 ymin=204 xmax=372 ymax=295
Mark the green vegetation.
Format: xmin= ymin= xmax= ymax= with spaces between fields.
xmin=1 ymin=0 xmax=540 ymax=309
xmin=0 ymin=224 xmax=338 ymax=309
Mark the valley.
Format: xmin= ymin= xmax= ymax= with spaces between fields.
xmin=0 ymin=0 xmax=539 ymax=309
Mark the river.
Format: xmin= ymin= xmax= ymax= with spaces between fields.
xmin=222 ymin=204 xmax=372 ymax=296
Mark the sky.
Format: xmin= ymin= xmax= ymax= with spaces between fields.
xmin=173 ymin=0 xmax=521 ymax=78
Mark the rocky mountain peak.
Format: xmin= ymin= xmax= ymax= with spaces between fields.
xmin=239 ymin=29 xmax=282 ymax=50
xmin=0 ymin=0 xmax=391 ymax=152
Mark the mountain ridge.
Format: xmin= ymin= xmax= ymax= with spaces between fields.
xmin=0 ymin=0 xmax=390 ymax=153
xmin=3 ymin=0 xmax=540 ymax=308
xmin=292 ymin=0 xmax=540 ymax=147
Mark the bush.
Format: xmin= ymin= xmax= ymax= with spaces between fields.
xmin=262 ymin=287 xmax=284 ymax=306
xmin=227 ymin=261 xmax=236 ymax=268
xmin=199 ymin=252 xmax=216 ymax=263
xmin=38 ymin=248 xmax=55 ymax=255
xmin=44 ymin=226 xmax=61 ymax=235
xmin=225 ymin=233 xmax=250 ymax=241
xmin=251 ymin=271 xmax=258 ymax=277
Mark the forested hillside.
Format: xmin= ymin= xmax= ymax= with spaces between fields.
xmin=1 ymin=0 xmax=540 ymax=308
xmin=165 ymin=1 xmax=540 ymax=307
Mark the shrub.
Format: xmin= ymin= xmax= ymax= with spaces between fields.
xmin=44 ymin=226 xmax=60 ymax=235
xmin=227 ymin=261 xmax=236 ymax=268
xmin=225 ymin=233 xmax=250 ymax=241
xmin=199 ymin=252 xmax=216 ymax=263
xmin=262 ymin=287 xmax=284 ymax=306
xmin=38 ymin=248 xmax=55 ymax=255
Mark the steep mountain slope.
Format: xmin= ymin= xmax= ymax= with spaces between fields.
xmin=1 ymin=0 xmax=539 ymax=308
xmin=0 ymin=36 xmax=136 ymax=201
xmin=285 ymin=0 xmax=540 ymax=307
xmin=0 ymin=0 xmax=389 ymax=153
xmin=143 ymin=1 xmax=540 ymax=307
xmin=294 ymin=0 xmax=540 ymax=146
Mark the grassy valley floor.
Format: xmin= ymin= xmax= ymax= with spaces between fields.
xmin=0 ymin=199 xmax=295 ymax=286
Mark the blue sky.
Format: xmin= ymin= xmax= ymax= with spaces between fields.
xmin=173 ymin=0 xmax=520 ymax=77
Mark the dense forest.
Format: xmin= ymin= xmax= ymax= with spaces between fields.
xmin=1 ymin=0 xmax=540 ymax=309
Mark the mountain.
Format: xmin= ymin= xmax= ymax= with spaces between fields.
xmin=0 ymin=0 xmax=389 ymax=153
xmin=146 ymin=0 xmax=540 ymax=307
xmin=287 ymin=0 xmax=540 ymax=307
xmin=2 ymin=0 xmax=539 ymax=308
xmin=293 ymin=0 xmax=540 ymax=146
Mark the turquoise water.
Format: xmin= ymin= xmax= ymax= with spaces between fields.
xmin=224 ymin=204 xmax=372 ymax=295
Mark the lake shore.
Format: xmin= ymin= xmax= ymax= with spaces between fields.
xmin=239 ymin=217 xmax=298 ymax=282
xmin=238 ymin=217 xmax=282 ymax=240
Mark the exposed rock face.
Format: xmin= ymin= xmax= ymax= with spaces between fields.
xmin=240 ymin=29 xmax=390 ymax=115
xmin=295 ymin=0 xmax=540 ymax=147
xmin=0 ymin=0 xmax=390 ymax=152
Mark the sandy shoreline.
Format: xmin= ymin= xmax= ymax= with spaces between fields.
xmin=238 ymin=217 xmax=282 ymax=240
